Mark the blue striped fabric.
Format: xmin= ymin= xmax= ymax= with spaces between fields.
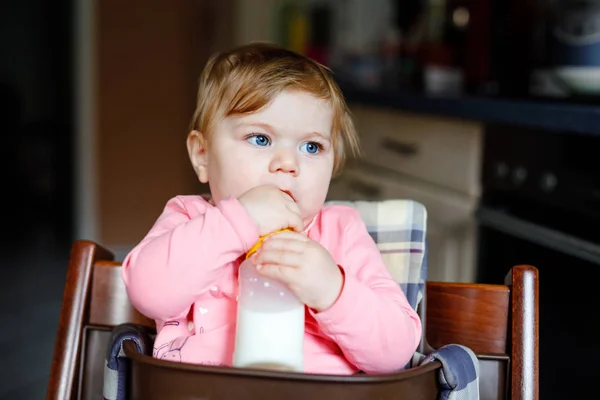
xmin=103 ymin=324 xmax=152 ymax=400
xmin=104 ymin=199 xmax=478 ymax=399
xmin=411 ymin=344 xmax=480 ymax=400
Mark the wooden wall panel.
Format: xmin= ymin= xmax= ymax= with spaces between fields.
xmin=95 ymin=0 xmax=232 ymax=247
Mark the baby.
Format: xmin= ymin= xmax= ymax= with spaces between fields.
xmin=122 ymin=42 xmax=421 ymax=375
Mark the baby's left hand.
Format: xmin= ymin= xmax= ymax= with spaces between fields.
xmin=251 ymin=231 xmax=343 ymax=312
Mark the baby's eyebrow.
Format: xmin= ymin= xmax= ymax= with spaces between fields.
xmin=233 ymin=121 xmax=273 ymax=132
xmin=307 ymin=131 xmax=331 ymax=142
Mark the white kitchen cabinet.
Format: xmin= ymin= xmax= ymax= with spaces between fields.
xmin=330 ymin=105 xmax=483 ymax=283
xmin=351 ymin=106 xmax=482 ymax=197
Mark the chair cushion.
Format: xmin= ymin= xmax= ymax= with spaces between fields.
xmin=325 ymin=199 xmax=427 ymax=310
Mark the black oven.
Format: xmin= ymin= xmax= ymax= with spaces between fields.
xmin=476 ymin=125 xmax=600 ymax=398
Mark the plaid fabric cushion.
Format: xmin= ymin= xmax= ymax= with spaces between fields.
xmin=325 ymin=199 xmax=427 ymax=310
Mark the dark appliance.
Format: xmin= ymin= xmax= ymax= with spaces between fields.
xmin=477 ymin=125 xmax=600 ymax=398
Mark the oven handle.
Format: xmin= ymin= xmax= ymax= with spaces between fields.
xmin=477 ymin=206 xmax=600 ymax=265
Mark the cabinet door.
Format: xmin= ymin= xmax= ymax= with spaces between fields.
xmin=331 ymin=167 xmax=476 ymax=225
xmin=351 ymin=107 xmax=483 ymax=197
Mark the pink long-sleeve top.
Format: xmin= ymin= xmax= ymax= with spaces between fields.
xmin=122 ymin=195 xmax=421 ymax=374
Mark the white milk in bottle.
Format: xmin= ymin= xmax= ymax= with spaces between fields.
xmin=232 ymin=230 xmax=305 ymax=372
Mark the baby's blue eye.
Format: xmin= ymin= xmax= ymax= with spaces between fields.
xmin=301 ymin=142 xmax=321 ymax=154
xmin=248 ymin=134 xmax=270 ymax=147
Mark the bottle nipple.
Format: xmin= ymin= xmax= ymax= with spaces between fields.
xmin=246 ymin=228 xmax=292 ymax=259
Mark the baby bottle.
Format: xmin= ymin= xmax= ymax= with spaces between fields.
xmin=232 ymin=229 xmax=305 ymax=372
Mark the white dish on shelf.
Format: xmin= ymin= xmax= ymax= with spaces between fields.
xmin=553 ymin=66 xmax=600 ymax=95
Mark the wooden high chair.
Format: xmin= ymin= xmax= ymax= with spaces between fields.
xmin=47 ymin=242 xmax=537 ymax=400
xmin=47 ymin=201 xmax=538 ymax=399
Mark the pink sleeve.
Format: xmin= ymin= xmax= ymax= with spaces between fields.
xmin=312 ymin=210 xmax=422 ymax=374
xmin=122 ymin=196 xmax=260 ymax=321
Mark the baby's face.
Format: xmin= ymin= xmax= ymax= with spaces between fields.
xmin=203 ymin=90 xmax=335 ymax=227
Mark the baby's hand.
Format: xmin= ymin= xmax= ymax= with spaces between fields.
xmin=251 ymin=230 xmax=344 ymax=312
xmin=238 ymin=185 xmax=303 ymax=236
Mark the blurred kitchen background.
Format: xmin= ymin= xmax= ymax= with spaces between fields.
xmin=2 ymin=0 xmax=600 ymax=398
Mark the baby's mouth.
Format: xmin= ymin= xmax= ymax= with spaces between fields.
xmin=280 ymin=189 xmax=295 ymax=202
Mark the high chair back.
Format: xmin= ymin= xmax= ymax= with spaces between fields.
xmin=47 ymin=240 xmax=154 ymax=400
xmin=424 ymin=265 xmax=539 ymax=399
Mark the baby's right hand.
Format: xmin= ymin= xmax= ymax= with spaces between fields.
xmin=238 ymin=185 xmax=303 ymax=236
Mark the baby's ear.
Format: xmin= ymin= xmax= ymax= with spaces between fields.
xmin=186 ymin=130 xmax=209 ymax=183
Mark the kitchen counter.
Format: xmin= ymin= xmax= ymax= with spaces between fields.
xmin=341 ymin=84 xmax=600 ymax=136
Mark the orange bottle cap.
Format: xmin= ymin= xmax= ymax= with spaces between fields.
xmin=246 ymin=228 xmax=292 ymax=259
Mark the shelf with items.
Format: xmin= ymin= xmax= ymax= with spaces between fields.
xmin=339 ymin=82 xmax=600 ymax=137
xmin=237 ymin=0 xmax=600 ymax=137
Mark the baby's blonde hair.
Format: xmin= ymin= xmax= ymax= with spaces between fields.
xmin=190 ymin=42 xmax=360 ymax=175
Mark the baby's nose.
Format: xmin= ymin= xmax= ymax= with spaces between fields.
xmin=269 ymin=148 xmax=298 ymax=175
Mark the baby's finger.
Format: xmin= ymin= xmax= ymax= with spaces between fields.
xmin=285 ymin=212 xmax=304 ymax=232
xmin=268 ymin=230 xmax=308 ymax=241
xmin=285 ymin=199 xmax=301 ymax=215
xmin=261 ymin=235 xmax=306 ymax=254
xmin=256 ymin=263 xmax=298 ymax=284
xmin=255 ymin=247 xmax=302 ymax=269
